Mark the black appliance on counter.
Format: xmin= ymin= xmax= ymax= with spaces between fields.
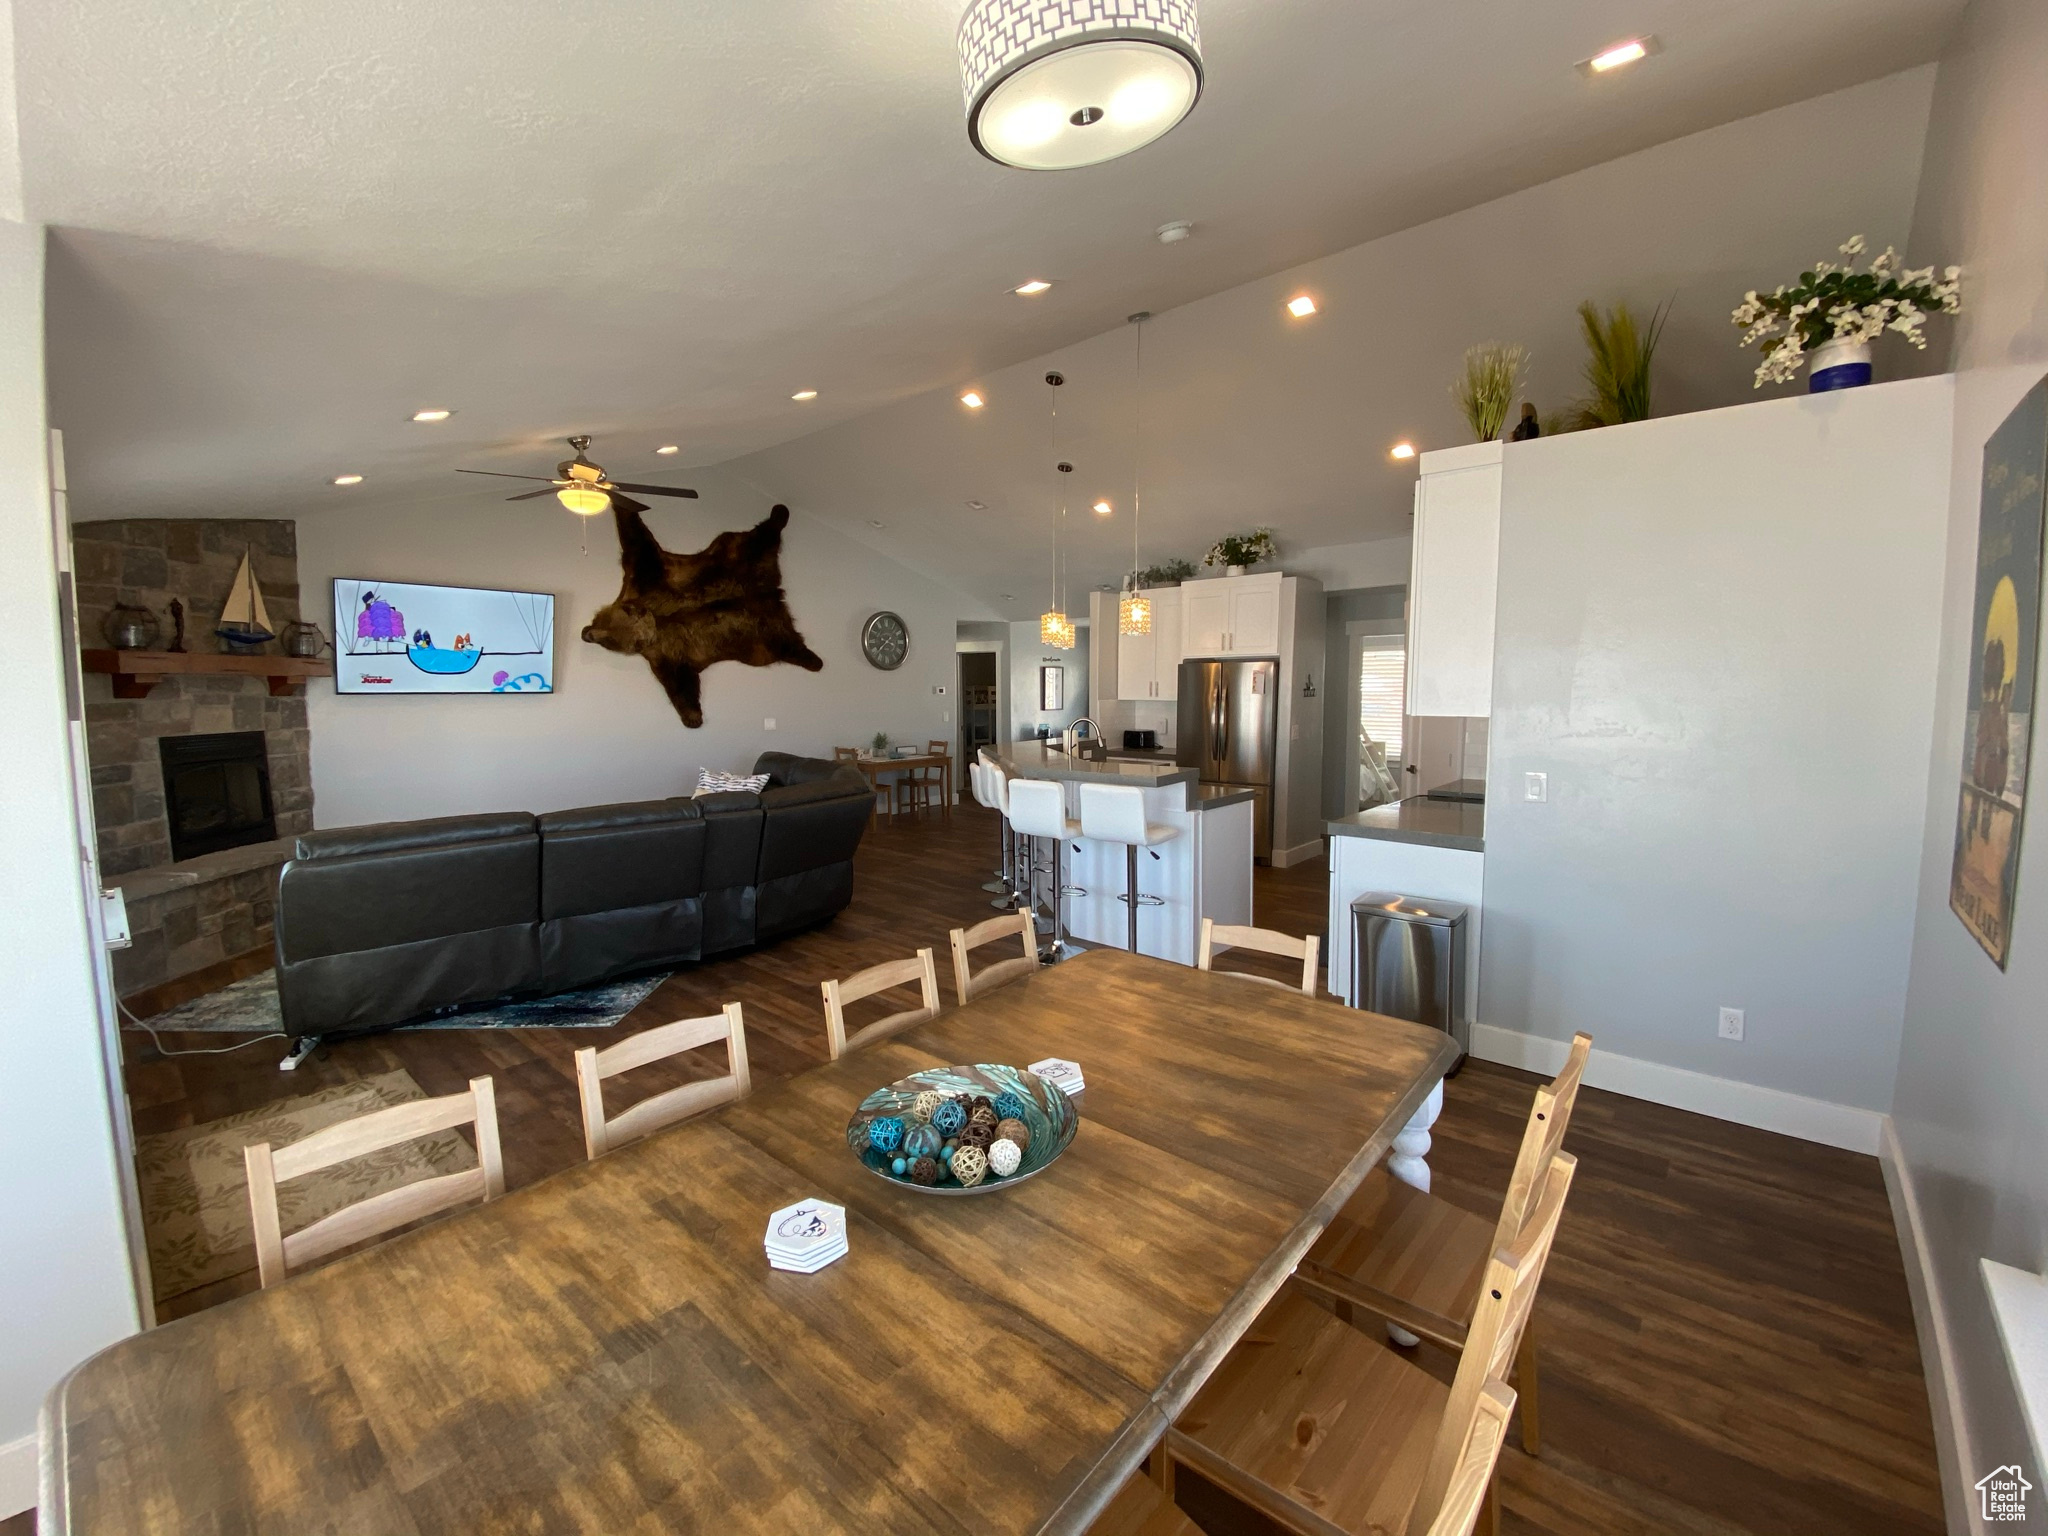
xmin=1122 ymin=729 xmax=1158 ymax=750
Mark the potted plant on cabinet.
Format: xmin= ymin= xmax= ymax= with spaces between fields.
xmin=1450 ymin=343 xmax=1528 ymax=442
xmin=1203 ymin=529 xmax=1278 ymax=576
xmin=1734 ymin=236 xmax=1961 ymax=391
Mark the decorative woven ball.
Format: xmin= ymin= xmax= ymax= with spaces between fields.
xmin=995 ymin=1117 xmax=1031 ymax=1150
xmin=909 ymin=1090 xmax=942 ymax=1125
xmin=951 ymin=1145 xmax=989 ymax=1187
xmin=960 ymin=1121 xmax=994 ymax=1149
xmin=971 ymin=1095 xmax=995 ymax=1113
xmin=992 ymin=1091 xmax=1029 ymax=1122
xmin=967 ymin=1103 xmax=999 ymax=1129
xmin=867 ymin=1115 xmax=905 ymax=1155
xmin=987 ymin=1137 xmax=1023 ymax=1177
xmin=910 ymin=1156 xmax=941 ymax=1186
xmin=904 ymin=1124 xmax=942 ymax=1159
xmin=931 ymin=1100 xmax=967 ymax=1137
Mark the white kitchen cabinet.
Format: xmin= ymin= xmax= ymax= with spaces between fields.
xmin=1407 ymin=440 xmax=1502 ymax=717
xmin=1115 ymin=588 xmax=1183 ymax=700
xmin=1182 ymin=572 xmax=1283 ymax=657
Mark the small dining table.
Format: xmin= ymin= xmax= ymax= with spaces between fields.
xmin=850 ymin=750 xmax=952 ymax=826
xmin=42 ymin=949 xmax=1456 ymax=1536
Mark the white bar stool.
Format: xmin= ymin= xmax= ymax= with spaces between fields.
xmin=1006 ymin=779 xmax=1085 ymax=958
xmin=969 ymin=758 xmax=1008 ymax=897
xmin=1078 ymin=783 xmax=1180 ymax=955
xmin=979 ymin=759 xmax=1027 ymax=911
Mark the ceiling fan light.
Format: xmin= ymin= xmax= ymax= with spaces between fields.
xmin=961 ymin=0 xmax=1202 ymax=171
xmin=1119 ymin=590 xmax=1152 ymax=636
xmin=557 ymin=485 xmax=612 ymax=517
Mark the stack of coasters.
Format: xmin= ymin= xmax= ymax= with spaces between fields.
xmin=1028 ymin=1057 xmax=1085 ymax=1096
xmin=764 ymin=1198 xmax=847 ymax=1273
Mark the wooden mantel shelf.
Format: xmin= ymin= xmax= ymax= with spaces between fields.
xmin=81 ymin=649 xmax=332 ymax=700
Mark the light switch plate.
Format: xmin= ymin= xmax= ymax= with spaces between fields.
xmin=763 ymin=718 xmax=776 ymax=731
xmin=1524 ymin=771 xmax=1548 ymax=802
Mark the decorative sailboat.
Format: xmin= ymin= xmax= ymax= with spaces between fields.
xmin=215 ymin=549 xmax=277 ymax=648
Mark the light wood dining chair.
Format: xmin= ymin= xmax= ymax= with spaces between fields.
xmin=243 ymin=1076 xmax=504 ymax=1290
xmin=1293 ymin=1032 xmax=1592 ymax=1455
xmin=833 ymin=746 xmax=861 ymax=763
xmin=821 ymin=947 xmax=941 ymax=1059
xmin=1426 ymin=1380 xmax=1517 ymax=1536
xmin=1154 ymin=1150 xmax=1576 ymax=1536
xmin=1199 ymin=917 xmax=1321 ymax=997
xmin=575 ymin=1002 xmax=751 ymax=1160
xmin=949 ymin=909 xmax=1038 ymax=1006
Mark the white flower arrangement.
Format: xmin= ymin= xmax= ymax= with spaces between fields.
xmin=1732 ymin=236 xmax=1961 ymax=387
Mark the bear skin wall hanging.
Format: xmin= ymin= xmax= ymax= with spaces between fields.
xmin=581 ymin=501 xmax=822 ymax=727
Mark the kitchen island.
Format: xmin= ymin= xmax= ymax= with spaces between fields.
xmin=991 ymin=742 xmax=1254 ymax=965
xmin=1326 ymin=796 xmax=1485 ymax=1013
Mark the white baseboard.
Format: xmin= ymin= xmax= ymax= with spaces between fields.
xmin=0 ymin=1431 xmax=35 ymax=1519
xmin=1880 ymin=1118 xmax=1978 ymax=1536
xmin=1468 ymin=1023 xmax=1886 ymax=1154
xmin=1270 ymin=839 xmax=1326 ymax=870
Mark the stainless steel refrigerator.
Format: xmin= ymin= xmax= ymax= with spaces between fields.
xmin=1177 ymin=657 xmax=1278 ymax=861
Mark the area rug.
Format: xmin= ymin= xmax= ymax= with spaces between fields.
xmin=134 ymin=1069 xmax=475 ymax=1303
xmin=130 ymin=969 xmax=669 ymax=1036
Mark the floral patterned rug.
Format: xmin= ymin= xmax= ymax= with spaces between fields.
xmin=135 ymin=1069 xmax=474 ymax=1304
xmin=131 ymin=969 xmax=669 ymax=1035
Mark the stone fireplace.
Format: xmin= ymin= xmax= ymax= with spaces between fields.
xmin=71 ymin=518 xmax=316 ymax=999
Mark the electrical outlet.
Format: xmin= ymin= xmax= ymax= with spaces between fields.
xmin=763 ymin=717 xmax=776 ymax=731
xmin=1718 ymin=1006 xmax=1744 ymax=1041
xmin=1524 ymin=771 xmax=1547 ymax=803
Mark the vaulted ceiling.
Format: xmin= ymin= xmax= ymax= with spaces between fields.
xmin=24 ymin=0 xmax=1963 ymax=609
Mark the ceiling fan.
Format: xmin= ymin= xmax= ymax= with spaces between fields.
xmin=456 ymin=435 xmax=699 ymax=516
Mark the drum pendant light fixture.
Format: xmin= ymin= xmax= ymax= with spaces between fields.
xmin=959 ymin=0 xmax=1204 ymax=171
xmin=1040 ymin=372 xmax=1075 ymax=649
xmin=1120 ymin=312 xmax=1153 ymax=637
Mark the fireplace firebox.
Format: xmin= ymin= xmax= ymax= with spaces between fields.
xmin=159 ymin=731 xmax=277 ymax=862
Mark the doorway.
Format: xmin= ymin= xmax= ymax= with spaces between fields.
xmin=958 ymin=651 xmax=998 ymax=792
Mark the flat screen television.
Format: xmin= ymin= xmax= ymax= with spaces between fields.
xmin=332 ymin=578 xmax=555 ymax=695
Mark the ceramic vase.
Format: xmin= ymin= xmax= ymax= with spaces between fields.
xmin=1809 ymin=337 xmax=1873 ymax=393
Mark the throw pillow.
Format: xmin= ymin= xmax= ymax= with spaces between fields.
xmin=694 ymin=768 xmax=771 ymax=798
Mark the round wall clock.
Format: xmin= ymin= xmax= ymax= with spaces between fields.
xmin=861 ymin=610 xmax=910 ymax=670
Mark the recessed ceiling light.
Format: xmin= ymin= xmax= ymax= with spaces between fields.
xmin=1000 ymin=593 xmax=1013 ymax=601
xmin=1093 ymin=499 xmax=1113 ymax=515
xmin=1286 ymin=295 xmax=1317 ymax=318
xmin=1156 ymin=221 xmax=1193 ymax=244
xmin=967 ymin=499 xmax=988 ymax=510
xmin=1389 ymin=442 xmax=1416 ymax=460
xmin=411 ymin=408 xmax=452 ymax=422
xmin=332 ymin=473 xmax=364 ymax=486
xmin=1014 ymin=280 xmax=1053 ymax=296
xmin=961 ymin=390 xmax=985 ymax=409
xmin=1581 ymin=36 xmax=1658 ymax=73
xmin=867 ymin=519 xmax=885 ymax=530
xmin=655 ymin=444 xmax=680 ymax=455
xmin=792 ymin=389 xmax=819 ymax=401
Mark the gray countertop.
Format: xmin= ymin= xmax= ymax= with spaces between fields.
xmin=993 ymin=741 xmax=1244 ymax=812
xmin=1327 ymin=797 xmax=1485 ymax=852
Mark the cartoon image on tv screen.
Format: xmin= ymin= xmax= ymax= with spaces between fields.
xmin=332 ymin=579 xmax=555 ymax=694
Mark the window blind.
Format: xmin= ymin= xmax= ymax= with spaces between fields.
xmin=1358 ymin=644 xmax=1405 ymax=762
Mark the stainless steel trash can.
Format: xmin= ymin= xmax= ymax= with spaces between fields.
xmin=1352 ymin=893 xmax=1468 ymax=1066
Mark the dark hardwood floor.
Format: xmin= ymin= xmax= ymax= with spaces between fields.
xmin=93 ymin=804 xmax=1944 ymax=1536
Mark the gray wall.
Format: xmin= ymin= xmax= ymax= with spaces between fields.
xmin=1008 ymin=620 xmax=1090 ymax=741
xmin=1480 ymin=378 xmax=1953 ymax=1113
xmin=1321 ymin=585 xmax=1405 ymax=821
xmin=1892 ymin=0 xmax=2048 ymax=1502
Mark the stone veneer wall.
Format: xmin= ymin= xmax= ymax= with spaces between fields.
xmin=71 ymin=519 xmax=314 ymax=877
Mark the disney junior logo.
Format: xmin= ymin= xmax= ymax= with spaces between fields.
xmin=1977 ymin=1465 xmax=2031 ymax=1522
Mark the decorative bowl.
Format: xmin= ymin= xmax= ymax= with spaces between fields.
xmin=847 ymin=1063 xmax=1077 ymax=1195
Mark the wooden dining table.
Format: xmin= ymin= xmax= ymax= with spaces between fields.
xmin=851 ymin=750 xmax=952 ymax=826
xmin=42 ymin=949 xmax=1456 ymax=1536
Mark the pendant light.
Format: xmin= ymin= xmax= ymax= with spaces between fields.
xmin=1120 ymin=312 xmax=1154 ymax=637
xmin=959 ymin=0 xmax=1204 ymax=171
xmin=1039 ymin=372 xmax=1075 ymax=649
